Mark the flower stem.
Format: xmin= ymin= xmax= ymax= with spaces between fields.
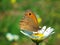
xmin=36 ymin=42 xmax=39 ymax=45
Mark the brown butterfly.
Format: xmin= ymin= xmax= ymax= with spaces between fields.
xmin=20 ymin=10 xmax=40 ymax=32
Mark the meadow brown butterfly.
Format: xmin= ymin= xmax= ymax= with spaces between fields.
xmin=20 ymin=10 xmax=40 ymax=32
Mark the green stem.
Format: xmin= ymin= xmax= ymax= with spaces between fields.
xmin=36 ymin=42 xmax=39 ymax=45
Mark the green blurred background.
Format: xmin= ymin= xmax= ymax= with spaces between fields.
xmin=0 ymin=0 xmax=60 ymax=45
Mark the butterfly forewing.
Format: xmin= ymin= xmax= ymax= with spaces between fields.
xmin=20 ymin=10 xmax=39 ymax=32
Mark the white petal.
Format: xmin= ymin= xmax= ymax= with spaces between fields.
xmin=38 ymin=26 xmax=46 ymax=33
xmin=20 ymin=31 xmax=32 ymax=38
xmin=43 ymin=27 xmax=54 ymax=38
xmin=51 ymin=32 xmax=55 ymax=35
xmin=33 ymin=32 xmax=38 ymax=33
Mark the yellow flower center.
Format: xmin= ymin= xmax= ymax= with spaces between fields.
xmin=32 ymin=33 xmax=44 ymax=37
xmin=31 ymin=33 xmax=44 ymax=41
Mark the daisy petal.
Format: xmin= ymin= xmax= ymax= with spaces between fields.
xmin=43 ymin=27 xmax=54 ymax=38
xmin=51 ymin=32 xmax=55 ymax=35
xmin=38 ymin=26 xmax=46 ymax=33
xmin=20 ymin=31 xmax=32 ymax=38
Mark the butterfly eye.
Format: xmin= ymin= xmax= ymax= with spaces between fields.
xmin=29 ymin=13 xmax=31 ymax=15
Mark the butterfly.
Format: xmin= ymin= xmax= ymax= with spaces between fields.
xmin=20 ymin=10 xmax=40 ymax=32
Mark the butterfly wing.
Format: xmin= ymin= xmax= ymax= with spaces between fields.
xmin=20 ymin=10 xmax=39 ymax=32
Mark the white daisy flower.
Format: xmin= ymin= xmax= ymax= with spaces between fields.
xmin=20 ymin=26 xmax=55 ymax=41
xmin=6 ymin=33 xmax=19 ymax=41
xmin=13 ymin=35 xmax=19 ymax=41
xmin=6 ymin=33 xmax=14 ymax=41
